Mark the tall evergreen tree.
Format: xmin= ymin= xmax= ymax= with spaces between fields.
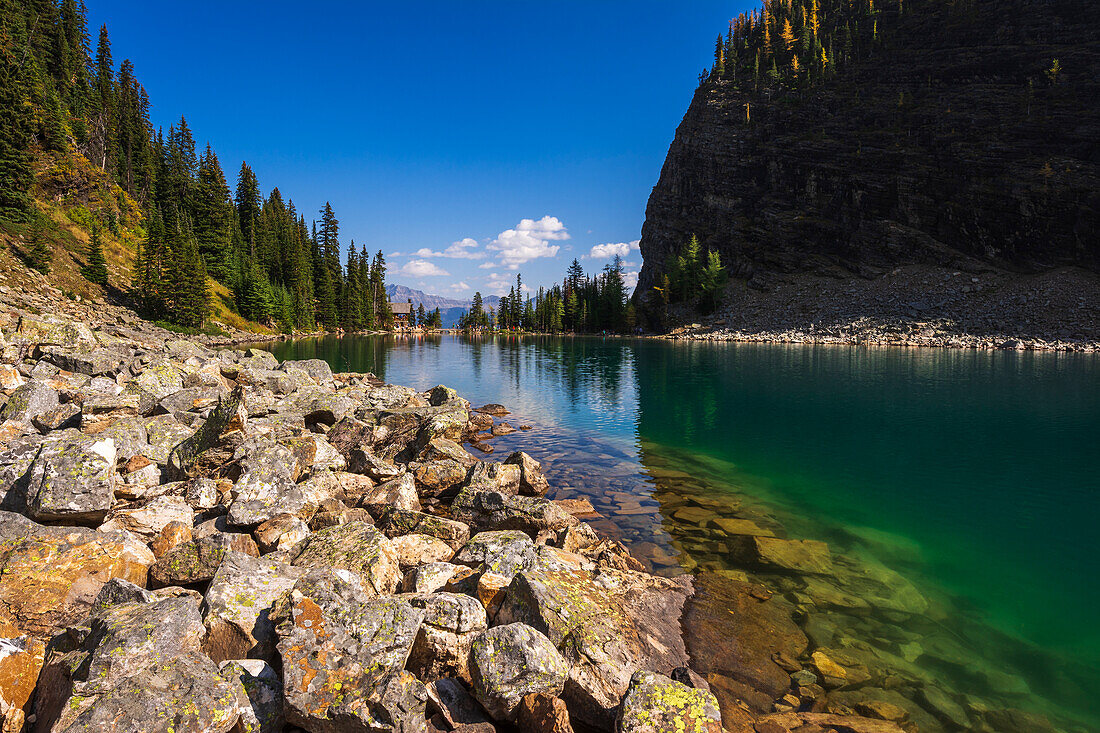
xmin=82 ymin=225 xmax=108 ymax=285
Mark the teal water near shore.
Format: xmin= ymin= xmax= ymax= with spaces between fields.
xmin=263 ymin=334 xmax=1100 ymax=728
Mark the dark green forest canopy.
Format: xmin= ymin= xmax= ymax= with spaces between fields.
xmin=0 ymin=0 xmax=386 ymax=331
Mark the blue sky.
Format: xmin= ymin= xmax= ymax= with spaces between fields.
xmin=88 ymin=1 xmax=749 ymax=298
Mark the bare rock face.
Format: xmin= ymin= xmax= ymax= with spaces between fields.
xmin=468 ymin=623 xmax=569 ymax=723
xmin=495 ymin=563 xmax=694 ymax=728
xmin=0 ymin=512 xmax=153 ymax=639
xmin=290 ymin=521 xmax=402 ymax=596
xmin=615 ymin=671 xmax=722 ymax=733
xmin=33 ymin=593 xmax=244 ymax=733
xmin=0 ymin=380 xmax=58 ymax=423
xmin=637 ymin=0 xmax=1100 ymax=297
xmin=202 ymin=551 xmax=305 ymax=664
xmin=272 ymin=568 xmax=428 ymax=733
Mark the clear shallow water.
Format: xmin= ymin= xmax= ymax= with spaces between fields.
xmin=264 ymin=334 xmax=1100 ymax=729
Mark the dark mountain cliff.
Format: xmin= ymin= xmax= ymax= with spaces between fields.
xmin=638 ymin=0 xmax=1100 ymax=294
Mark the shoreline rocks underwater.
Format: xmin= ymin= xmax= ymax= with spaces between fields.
xmin=0 ymin=311 xmax=1087 ymax=733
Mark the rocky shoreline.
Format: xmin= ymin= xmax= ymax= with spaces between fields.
xmin=0 ymin=306 xmax=941 ymax=733
xmin=657 ymin=265 xmax=1100 ymax=352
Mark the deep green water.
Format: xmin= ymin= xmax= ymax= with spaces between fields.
xmin=264 ymin=334 xmax=1100 ymax=729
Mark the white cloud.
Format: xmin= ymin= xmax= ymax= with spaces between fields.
xmin=408 ymin=238 xmax=486 ymax=260
xmin=447 ymin=282 xmax=471 ymax=293
xmin=624 ymin=271 xmax=640 ymax=289
xmin=485 ymin=272 xmax=517 ymax=297
xmin=488 ymin=216 xmax=569 ymax=268
xmin=478 ymin=262 xmax=497 ymax=270
xmin=586 ymin=240 xmax=640 ymax=260
xmin=443 ymin=238 xmax=485 ymax=259
xmin=399 ymin=259 xmax=451 ymax=277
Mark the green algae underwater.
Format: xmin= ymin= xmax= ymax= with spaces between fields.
xmin=263 ymin=333 xmax=1100 ymax=730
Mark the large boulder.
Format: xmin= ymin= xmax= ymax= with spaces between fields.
xmin=24 ymin=430 xmax=116 ymax=524
xmin=202 ymin=551 xmax=305 ymax=664
xmin=0 ymin=380 xmax=59 ymax=422
xmin=468 ymin=623 xmax=569 ymax=723
xmin=219 ymin=659 xmax=285 ymax=733
xmin=389 ymin=534 xmax=455 ymax=568
xmin=379 ymin=508 xmax=471 ymax=550
xmin=405 ymin=592 xmax=487 ymax=683
xmin=99 ymin=495 xmax=193 ymax=540
xmin=495 ymin=563 xmax=694 ymax=728
xmin=226 ymin=437 xmax=308 ymax=528
xmin=149 ymin=532 xmax=260 ymax=588
xmin=727 ymin=535 xmax=834 ymax=576
xmin=272 ymin=568 xmax=428 ymax=732
xmin=290 ymin=521 xmax=402 ymax=596
xmin=0 ymin=434 xmax=45 ymax=512
xmin=615 ymin=671 xmax=723 ymax=733
xmin=464 ymin=462 xmax=521 ymax=495
xmin=451 ymin=488 xmax=576 ymax=538
xmin=453 ymin=530 xmax=537 ymax=582
xmin=16 ymin=315 xmax=96 ymax=351
xmin=282 ymin=359 xmax=334 ymax=385
xmin=33 ymin=593 xmax=243 ymax=733
xmin=504 ymin=451 xmax=550 ymax=496
xmin=0 ymin=512 xmax=153 ymax=639
xmin=358 ymin=473 xmax=421 ymax=516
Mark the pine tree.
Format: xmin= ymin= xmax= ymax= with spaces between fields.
xmin=82 ymin=225 xmax=109 ymax=285
xmin=22 ymin=213 xmax=52 ymax=273
xmin=0 ymin=16 xmax=35 ymax=219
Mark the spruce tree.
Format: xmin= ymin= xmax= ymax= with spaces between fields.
xmin=82 ymin=225 xmax=109 ymax=286
xmin=0 ymin=18 xmax=35 ymax=219
xmin=23 ymin=213 xmax=52 ymax=274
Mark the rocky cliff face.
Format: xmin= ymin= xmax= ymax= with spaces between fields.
xmin=638 ymin=0 xmax=1100 ymax=293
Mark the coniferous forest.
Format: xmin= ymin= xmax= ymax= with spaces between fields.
xmin=0 ymin=0 xmax=389 ymax=332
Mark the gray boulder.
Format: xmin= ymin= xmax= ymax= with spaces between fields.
xmin=149 ymin=532 xmax=260 ymax=588
xmin=379 ymin=508 xmax=471 ymax=550
xmin=219 ymin=659 xmax=285 ymax=733
xmin=358 ymin=473 xmax=421 ymax=516
xmin=454 ymin=530 xmax=537 ymax=582
xmin=0 ymin=380 xmax=59 ymax=422
xmin=290 ymin=521 xmax=402 ymax=596
xmin=451 ymin=489 xmax=576 ymax=538
xmin=226 ymin=437 xmax=307 ymax=527
xmin=202 ymin=551 xmax=305 ymax=664
xmin=282 ymin=358 xmax=334 ymax=385
xmin=504 ymin=451 xmax=551 ymax=496
xmin=406 ymin=592 xmax=488 ymax=683
xmin=33 ymin=593 xmax=243 ymax=733
xmin=25 ymin=430 xmax=116 ymax=524
xmin=496 ymin=564 xmax=694 ymax=728
xmin=468 ymin=623 xmax=569 ymax=722
xmin=273 ymin=568 xmax=428 ymax=732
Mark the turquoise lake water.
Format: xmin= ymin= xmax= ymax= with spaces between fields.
xmin=263 ymin=334 xmax=1100 ymax=729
